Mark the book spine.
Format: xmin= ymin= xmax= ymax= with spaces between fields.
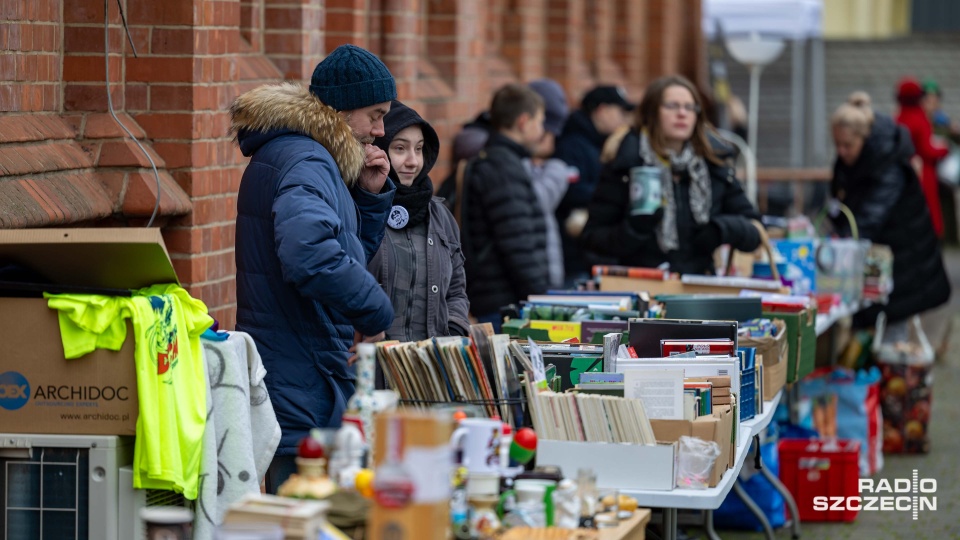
xmin=592 ymin=265 xmax=667 ymax=280
xmin=579 ymin=372 xmax=624 ymax=384
xmin=602 ymin=332 xmax=622 ymax=373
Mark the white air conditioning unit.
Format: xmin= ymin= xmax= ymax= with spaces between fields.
xmin=1 ymin=433 xmax=188 ymax=540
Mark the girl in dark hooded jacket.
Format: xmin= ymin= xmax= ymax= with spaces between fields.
xmin=831 ymin=92 xmax=950 ymax=326
xmin=368 ymin=101 xmax=471 ymax=341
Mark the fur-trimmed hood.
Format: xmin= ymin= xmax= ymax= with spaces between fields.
xmin=230 ymin=83 xmax=364 ymax=185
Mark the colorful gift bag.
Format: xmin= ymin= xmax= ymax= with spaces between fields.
xmin=797 ymin=367 xmax=883 ymax=476
xmin=874 ymin=314 xmax=935 ymax=454
xmin=877 ymin=362 xmax=933 ymax=453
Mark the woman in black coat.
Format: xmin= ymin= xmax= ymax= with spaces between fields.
xmin=580 ymin=75 xmax=762 ymax=275
xmin=830 ymin=93 xmax=950 ymax=326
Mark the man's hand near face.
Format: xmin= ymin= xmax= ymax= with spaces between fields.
xmin=357 ymin=143 xmax=390 ymax=193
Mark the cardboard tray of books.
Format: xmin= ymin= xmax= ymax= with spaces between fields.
xmin=598 ymin=273 xmax=790 ymax=297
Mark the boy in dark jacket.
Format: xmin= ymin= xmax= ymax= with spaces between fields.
xmin=231 ymin=44 xmax=397 ymax=492
xmin=462 ymin=84 xmax=550 ymax=330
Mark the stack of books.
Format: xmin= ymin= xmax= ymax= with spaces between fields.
xmin=375 ymin=325 xmax=528 ymax=425
xmin=523 ymin=378 xmax=655 ymax=445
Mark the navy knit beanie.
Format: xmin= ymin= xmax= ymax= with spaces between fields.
xmin=309 ymin=44 xmax=397 ymax=111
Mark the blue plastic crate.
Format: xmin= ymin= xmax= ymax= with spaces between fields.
xmin=739 ymin=348 xmax=757 ymax=420
xmin=740 ymin=369 xmax=757 ymax=420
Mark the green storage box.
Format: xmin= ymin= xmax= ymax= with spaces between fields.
xmin=762 ymin=308 xmax=817 ymax=384
xmin=502 ymin=318 xmax=527 ymax=337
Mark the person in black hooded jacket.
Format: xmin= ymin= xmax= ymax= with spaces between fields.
xmin=580 ymin=75 xmax=762 ymax=275
xmin=368 ymin=101 xmax=471 ymax=341
xmin=461 ymin=84 xmax=550 ymax=330
xmin=830 ymin=92 xmax=950 ymax=327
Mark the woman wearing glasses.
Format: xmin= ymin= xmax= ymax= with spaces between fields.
xmin=580 ymin=75 xmax=762 ymax=275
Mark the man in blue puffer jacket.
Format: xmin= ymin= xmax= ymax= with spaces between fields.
xmin=230 ymin=44 xmax=397 ymax=492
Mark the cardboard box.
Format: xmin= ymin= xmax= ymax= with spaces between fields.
xmin=763 ymin=309 xmax=816 ymax=384
xmin=772 ymin=239 xmax=817 ymax=294
xmin=740 ymin=320 xmax=788 ymax=401
xmin=368 ymin=411 xmax=454 ymax=540
xmin=0 ymin=228 xmax=180 ymax=436
xmin=686 ymin=376 xmax=730 ymax=388
xmin=649 ymin=405 xmax=735 ymax=487
xmin=223 ymin=494 xmax=329 ymax=539
xmin=600 ymin=275 xmax=789 ymax=296
xmin=537 ymin=440 xmax=677 ymax=491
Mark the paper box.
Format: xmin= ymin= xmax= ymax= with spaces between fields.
xmin=772 ymin=239 xmax=817 ymax=294
xmin=649 ymin=405 xmax=735 ymax=487
xmin=740 ymin=320 xmax=788 ymax=401
xmin=600 ymin=275 xmax=789 ymax=296
xmin=223 ymin=494 xmax=330 ymax=539
xmin=0 ymin=228 xmax=180 ymax=436
xmin=369 ymin=411 xmax=454 ymax=540
xmin=763 ymin=309 xmax=816 ymax=384
xmin=537 ymin=440 xmax=677 ymax=491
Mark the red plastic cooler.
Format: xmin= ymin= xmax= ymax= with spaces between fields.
xmin=778 ymin=438 xmax=861 ymax=522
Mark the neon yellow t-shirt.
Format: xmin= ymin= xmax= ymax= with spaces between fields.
xmin=46 ymin=284 xmax=214 ymax=500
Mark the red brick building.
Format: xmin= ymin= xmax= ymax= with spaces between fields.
xmin=0 ymin=0 xmax=704 ymax=328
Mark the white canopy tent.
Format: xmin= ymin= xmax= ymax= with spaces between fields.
xmin=703 ymin=0 xmax=827 ymax=207
xmin=703 ymin=0 xmax=823 ymax=40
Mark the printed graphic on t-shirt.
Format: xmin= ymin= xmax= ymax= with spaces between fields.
xmin=148 ymin=295 xmax=179 ymax=379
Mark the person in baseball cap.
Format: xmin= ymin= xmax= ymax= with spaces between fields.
xmin=581 ymin=85 xmax=636 ymax=113
xmin=553 ymin=84 xmax=634 ymax=285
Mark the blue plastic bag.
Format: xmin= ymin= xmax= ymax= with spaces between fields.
xmin=714 ymin=425 xmax=785 ymax=531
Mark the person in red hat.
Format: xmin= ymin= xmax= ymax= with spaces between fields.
xmin=895 ymin=76 xmax=949 ymax=237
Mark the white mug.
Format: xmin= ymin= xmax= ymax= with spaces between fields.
xmin=450 ymin=418 xmax=503 ymax=474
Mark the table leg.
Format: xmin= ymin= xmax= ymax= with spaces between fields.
xmin=661 ymin=507 xmax=678 ymax=540
xmin=704 ymin=510 xmax=722 ymax=540
xmin=760 ymin=464 xmax=802 ymax=539
xmin=732 ymin=481 xmax=775 ymax=540
xmin=754 ymin=414 xmax=801 ymax=539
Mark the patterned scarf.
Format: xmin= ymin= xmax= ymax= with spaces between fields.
xmin=639 ymin=132 xmax=712 ymax=252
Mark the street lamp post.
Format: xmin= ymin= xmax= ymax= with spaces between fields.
xmin=724 ymin=32 xmax=785 ymax=204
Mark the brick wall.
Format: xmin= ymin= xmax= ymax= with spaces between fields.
xmin=0 ymin=0 xmax=703 ymax=327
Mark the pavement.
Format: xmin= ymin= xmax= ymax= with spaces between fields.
xmin=683 ymin=248 xmax=960 ymax=540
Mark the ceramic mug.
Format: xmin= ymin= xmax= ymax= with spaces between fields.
xmin=628 ymin=165 xmax=663 ymax=216
xmin=450 ymin=418 xmax=503 ymax=474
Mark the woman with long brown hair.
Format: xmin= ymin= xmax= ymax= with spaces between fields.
xmin=580 ymin=75 xmax=762 ymax=275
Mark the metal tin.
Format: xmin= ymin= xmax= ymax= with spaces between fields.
xmin=628 ymin=166 xmax=663 ymax=215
